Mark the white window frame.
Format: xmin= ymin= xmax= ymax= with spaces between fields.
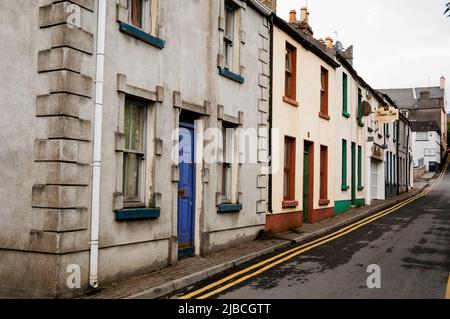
xmin=222 ymin=0 xmax=241 ymax=72
xmin=123 ymin=97 xmax=148 ymax=207
xmin=128 ymin=0 xmax=157 ymax=35
xmin=416 ymin=131 xmax=428 ymax=141
xmin=220 ymin=125 xmax=239 ymax=204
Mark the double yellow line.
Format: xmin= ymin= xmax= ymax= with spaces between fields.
xmin=180 ymin=156 xmax=450 ymax=300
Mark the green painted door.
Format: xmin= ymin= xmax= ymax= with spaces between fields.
xmin=303 ymin=150 xmax=309 ymax=223
xmin=351 ymin=142 xmax=356 ymax=205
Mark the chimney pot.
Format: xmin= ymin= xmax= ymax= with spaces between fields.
xmin=289 ymin=10 xmax=297 ymax=23
xmin=440 ymin=76 xmax=446 ymax=90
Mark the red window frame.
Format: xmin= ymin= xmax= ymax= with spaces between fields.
xmin=319 ymin=145 xmax=329 ymax=205
xmin=283 ymin=42 xmax=298 ymax=106
xmin=283 ymin=137 xmax=297 ymax=207
xmin=320 ymin=67 xmax=329 ymax=119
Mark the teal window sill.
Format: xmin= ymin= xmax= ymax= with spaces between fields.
xmin=342 ymin=111 xmax=350 ymax=118
xmin=119 ymin=22 xmax=165 ymax=49
xmin=115 ymin=207 xmax=161 ymax=221
xmin=341 ymin=185 xmax=349 ymax=191
xmin=217 ymin=203 xmax=243 ymax=213
xmin=218 ymin=68 xmax=245 ymax=84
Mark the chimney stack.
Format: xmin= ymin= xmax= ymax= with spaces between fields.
xmin=441 ymin=76 xmax=446 ymax=90
xmin=341 ymin=45 xmax=354 ymax=66
xmin=325 ymin=37 xmax=334 ymax=49
xmin=289 ymin=10 xmax=297 ymax=23
xmin=419 ymin=90 xmax=430 ymax=100
xmin=290 ymin=6 xmax=313 ymax=37
xmin=300 ymin=7 xmax=308 ymax=24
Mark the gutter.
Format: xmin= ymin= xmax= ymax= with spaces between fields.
xmin=89 ymin=0 xmax=107 ymax=289
xmin=268 ymin=14 xmax=274 ymax=214
xmin=396 ymin=119 xmax=400 ymax=195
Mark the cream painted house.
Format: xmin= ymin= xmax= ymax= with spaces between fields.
xmin=334 ymin=52 xmax=387 ymax=212
xmin=267 ymin=11 xmax=339 ymax=233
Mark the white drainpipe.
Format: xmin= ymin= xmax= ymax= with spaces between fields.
xmin=89 ymin=0 xmax=106 ymax=289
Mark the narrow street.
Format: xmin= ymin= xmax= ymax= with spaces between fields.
xmin=176 ymin=158 xmax=450 ymax=299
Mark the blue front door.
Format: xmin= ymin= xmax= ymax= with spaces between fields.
xmin=178 ymin=123 xmax=195 ymax=257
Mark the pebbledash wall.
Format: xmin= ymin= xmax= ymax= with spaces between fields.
xmin=0 ymin=0 xmax=271 ymax=298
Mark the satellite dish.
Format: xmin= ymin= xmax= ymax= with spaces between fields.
xmin=334 ymin=41 xmax=344 ymax=52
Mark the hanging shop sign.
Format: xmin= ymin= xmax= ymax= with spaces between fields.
xmin=375 ymin=106 xmax=399 ymax=124
xmin=371 ymin=144 xmax=384 ymax=161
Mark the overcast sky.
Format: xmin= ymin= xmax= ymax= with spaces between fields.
xmin=277 ymin=0 xmax=450 ymax=100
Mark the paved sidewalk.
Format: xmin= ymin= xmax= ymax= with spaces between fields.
xmin=79 ymin=185 xmax=428 ymax=300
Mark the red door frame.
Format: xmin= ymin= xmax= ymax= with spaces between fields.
xmin=304 ymin=141 xmax=314 ymax=223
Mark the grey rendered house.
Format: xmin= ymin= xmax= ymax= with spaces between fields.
xmin=0 ymin=0 xmax=273 ymax=298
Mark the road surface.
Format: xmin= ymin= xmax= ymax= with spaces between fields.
xmin=176 ymin=157 xmax=450 ymax=299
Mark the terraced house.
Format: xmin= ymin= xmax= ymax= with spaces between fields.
xmin=333 ymin=47 xmax=386 ymax=213
xmin=266 ymin=8 xmax=339 ymax=233
xmin=0 ymin=0 xmax=273 ymax=298
xmin=0 ymin=0 xmax=417 ymax=299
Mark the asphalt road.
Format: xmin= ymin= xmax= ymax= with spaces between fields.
xmin=177 ymin=160 xmax=450 ymax=299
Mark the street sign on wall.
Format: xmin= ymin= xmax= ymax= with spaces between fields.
xmin=375 ymin=106 xmax=399 ymax=124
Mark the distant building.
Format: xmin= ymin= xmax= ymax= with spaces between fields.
xmin=379 ymin=77 xmax=447 ymax=161
xmin=410 ymin=121 xmax=442 ymax=172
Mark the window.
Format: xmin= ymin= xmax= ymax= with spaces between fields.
xmin=357 ymin=145 xmax=363 ymax=190
xmin=341 ymin=139 xmax=348 ymax=190
xmin=221 ymin=125 xmax=234 ymax=202
xmin=416 ymin=132 xmax=428 ymax=141
xmin=357 ymin=88 xmax=363 ymax=126
xmin=320 ymin=67 xmax=329 ymax=117
xmin=284 ymin=43 xmax=297 ymax=101
xmin=128 ymin=0 xmax=156 ymax=34
xmin=123 ymin=98 xmax=146 ymax=206
xmin=130 ymin=0 xmax=144 ymax=28
xmin=393 ymin=122 xmax=397 ymax=142
xmin=319 ymin=146 xmax=329 ymax=203
xmin=224 ymin=2 xmax=236 ymax=71
xmin=393 ymin=154 xmax=396 ymax=185
xmin=283 ymin=137 xmax=296 ymax=202
xmin=342 ymin=73 xmax=349 ymax=116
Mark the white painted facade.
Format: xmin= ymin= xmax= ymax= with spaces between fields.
xmin=269 ymin=17 xmax=338 ymax=230
xmin=412 ymin=131 xmax=441 ymax=171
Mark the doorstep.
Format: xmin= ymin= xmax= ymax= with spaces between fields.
xmin=78 ymin=185 xmax=429 ymax=300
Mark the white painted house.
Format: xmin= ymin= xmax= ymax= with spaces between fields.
xmin=411 ymin=121 xmax=442 ymax=172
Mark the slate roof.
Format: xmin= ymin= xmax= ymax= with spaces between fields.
xmin=409 ymin=120 xmax=441 ymax=134
xmin=378 ymin=87 xmax=444 ymax=109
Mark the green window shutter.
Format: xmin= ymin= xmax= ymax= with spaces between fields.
xmin=358 ymin=92 xmax=362 ymax=120
xmin=357 ymin=145 xmax=363 ymax=190
xmin=357 ymin=89 xmax=364 ymax=127
xmin=343 ymin=74 xmax=348 ymax=115
xmin=341 ymin=139 xmax=348 ymax=190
